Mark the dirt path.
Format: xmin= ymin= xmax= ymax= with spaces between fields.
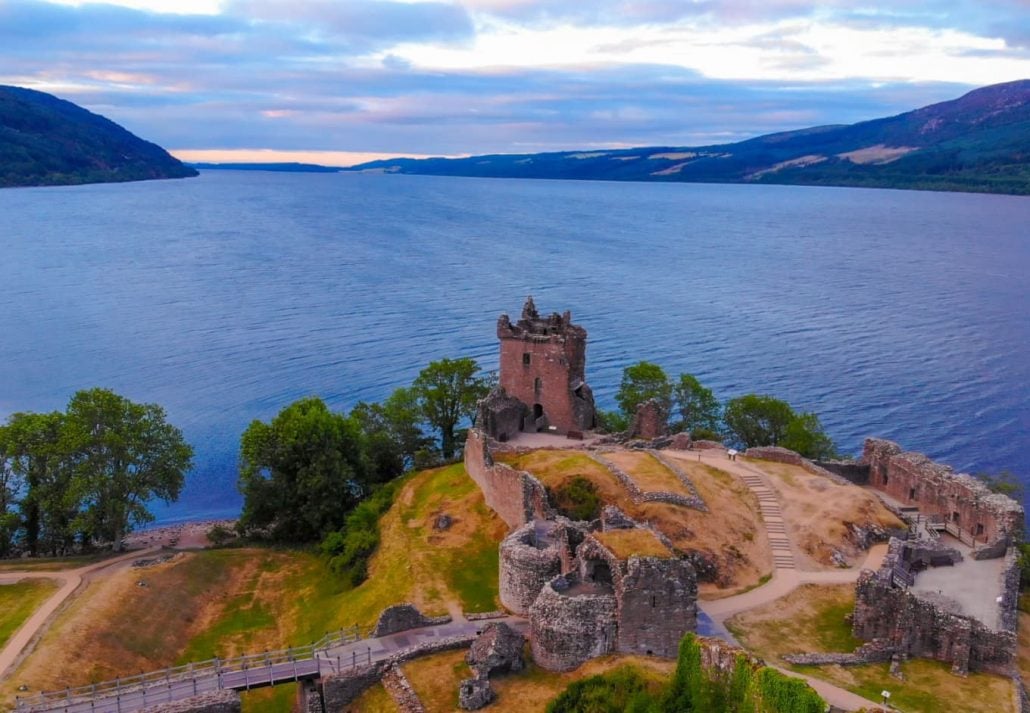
xmin=0 ymin=547 xmax=161 ymax=680
xmin=680 ymin=449 xmax=885 ymax=711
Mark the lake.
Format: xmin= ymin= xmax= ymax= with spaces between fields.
xmin=1 ymin=171 xmax=1027 ymax=523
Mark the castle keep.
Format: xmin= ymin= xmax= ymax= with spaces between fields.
xmin=482 ymin=297 xmax=596 ymax=439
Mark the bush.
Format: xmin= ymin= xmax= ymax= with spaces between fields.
xmin=321 ymin=480 xmax=401 ymax=587
xmin=548 ymin=476 xmax=601 ymax=521
xmin=690 ymin=428 xmax=724 ymax=442
xmin=206 ymin=524 xmax=236 ymax=547
xmin=546 ymin=666 xmax=661 ymax=713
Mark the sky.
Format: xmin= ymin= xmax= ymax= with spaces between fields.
xmin=2 ymin=0 xmax=1029 ymax=165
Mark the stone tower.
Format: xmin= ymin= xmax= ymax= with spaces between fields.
xmin=493 ymin=296 xmax=596 ymax=435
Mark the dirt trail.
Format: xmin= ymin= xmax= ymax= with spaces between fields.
xmin=0 ymin=547 xmax=162 ymax=680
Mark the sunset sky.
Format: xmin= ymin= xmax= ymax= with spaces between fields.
xmin=2 ymin=0 xmax=1028 ymax=165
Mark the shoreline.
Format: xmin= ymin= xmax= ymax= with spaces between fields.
xmin=123 ymin=518 xmax=237 ymax=550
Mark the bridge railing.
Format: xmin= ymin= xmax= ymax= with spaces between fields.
xmin=15 ymin=626 xmax=364 ymax=712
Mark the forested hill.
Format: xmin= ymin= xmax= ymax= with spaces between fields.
xmin=348 ymin=80 xmax=1030 ymax=195
xmin=0 ymin=85 xmax=197 ymax=188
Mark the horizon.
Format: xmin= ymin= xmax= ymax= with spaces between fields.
xmin=3 ymin=1 xmax=1030 ymax=165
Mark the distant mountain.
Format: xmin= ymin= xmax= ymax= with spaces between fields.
xmin=0 ymin=86 xmax=197 ymax=188
xmin=191 ymin=162 xmax=342 ymax=173
xmin=348 ymin=80 xmax=1030 ymax=195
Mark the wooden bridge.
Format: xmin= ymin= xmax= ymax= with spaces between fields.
xmin=15 ymin=629 xmax=368 ymax=713
xmin=14 ymin=618 xmax=522 ymax=713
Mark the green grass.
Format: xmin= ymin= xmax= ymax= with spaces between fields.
xmin=0 ymin=579 xmax=58 ymax=648
xmin=445 ymin=542 xmax=500 ymax=613
xmin=240 ymin=683 xmax=297 ymax=712
xmin=0 ymin=553 xmax=119 ymax=572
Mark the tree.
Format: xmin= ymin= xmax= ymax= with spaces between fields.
xmin=780 ymin=412 xmax=837 ymax=460
xmin=723 ymin=394 xmax=795 ymax=449
xmin=616 ymin=362 xmax=672 ymax=418
xmin=975 ymin=470 xmax=1024 ymax=500
xmin=411 ymin=357 xmax=490 ymax=460
xmin=352 ymin=386 xmax=434 ymax=477
xmin=0 ymin=427 xmax=20 ymax=557
xmin=673 ymin=374 xmax=721 ymax=435
xmin=62 ymin=389 xmax=192 ymax=550
xmin=238 ymin=397 xmax=367 ymax=542
xmin=3 ymin=411 xmax=73 ymax=556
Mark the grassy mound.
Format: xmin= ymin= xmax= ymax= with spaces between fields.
xmin=0 ymin=580 xmax=58 ymax=649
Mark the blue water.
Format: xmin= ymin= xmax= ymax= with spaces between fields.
xmin=1 ymin=171 xmax=1027 ymax=523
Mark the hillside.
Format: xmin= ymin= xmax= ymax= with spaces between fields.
xmin=348 ymin=80 xmax=1030 ymax=195
xmin=0 ymin=86 xmax=197 ymax=188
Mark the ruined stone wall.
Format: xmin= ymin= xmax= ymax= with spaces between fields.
xmin=464 ymin=429 xmax=553 ymax=529
xmin=499 ymin=523 xmax=563 ymax=615
xmin=476 ymin=387 xmax=527 ymax=443
xmin=528 ymin=577 xmax=617 ymax=672
xmin=744 ymin=446 xmax=852 ymax=486
xmin=852 ymin=566 xmax=1016 ymax=676
xmin=371 ymin=604 xmax=450 ymax=637
xmin=628 ymin=399 xmax=668 ymax=440
xmin=615 ymin=555 xmax=697 ymax=658
xmin=496 ymin=299 xmax=595 ymax=434
xmin=320 ymin=634 xmax=478 ymax=712
xmin=862 ymin=438 xmax=1024 ymax=545
xmin=813 ymin=459 xmax=871 ymax=485
xmin=141 ymin=691 xmax=240 ymax=713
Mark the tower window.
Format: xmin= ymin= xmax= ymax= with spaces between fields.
xmin=523 ymin=353 xmax=531 ymax=366
xmin=909 ymin=487 xmax=916 ymax=501
xmin=534 ymin=377 xmax=542 ymax=395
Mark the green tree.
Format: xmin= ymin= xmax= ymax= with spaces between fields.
xmin=673 ymin=374 xmax=721 ymax=435
xmin=411 ymin=358 xmax=490 ymax=460
xmin=62 ymin=389 xmax=192 ymax=550
xmin=3 ymin=411 xmax=72 ymax=556
xmin=974 ymin=470 xmax=1023 ymax=500
xmin=0 ymin=427 xmax=20 ymax=557
xmin=780 ymin=412 xmax=837 ymax=460
xmin=616 ymin=362 xmax=672 ymax=419
xmin=238 ymin=397 xmax=368 ymax=542
xmin=723 ymin=394 xmax=796 ymax=449
xmin=352 ymin=386 xmax=434 ymax=476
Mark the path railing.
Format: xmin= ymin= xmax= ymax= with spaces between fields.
xmin=15 ymin=626 xmax=364 ymax=712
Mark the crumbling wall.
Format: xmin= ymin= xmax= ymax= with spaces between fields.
xmin=464 ymin=429 xmax=553 ymax=529
xmin=371 ymin=604 xmax=450 ymax=637
xmin=628 ymin=399 xmax=668 ymax=440
xmin=862 ymin=438 xmax=1024 ymax=545
xmin=141 ymin=691 xmax=241 ymax=713
xmin=499 ymin=523 xmax=563 ymax=615
xmin=813 ymin=459 xmax=871 ymax=485
xmin=615 ymin=555 xmax=697 ymax=658
xmin=528 ymin=575 xmax=617 ymax=672
xmin=476 ymin=387 xmax=528 ymax=442
xmin=852 ymin=558 xmax=1016 ymax=676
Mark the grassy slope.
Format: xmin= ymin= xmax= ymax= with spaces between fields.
xmin=0 ymin=580 xmax=58 ymax=649
xmin=727 ymin=584 xmax=1015 ymax=713
xmin=1 ymin=463 xmax=505 ymax=712
xmin=403 ymin=649 xmax=674 ymax=712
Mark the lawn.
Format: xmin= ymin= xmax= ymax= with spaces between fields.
xmin=604 ymin=451 xmax=693 ymax=496
xmin=727 ymin=584 xmax=1015 ymax=713
xmin=0 ymin=579 xmax=58 ymax=649
xmin=0 ymin=553 xmax=119 ymax=572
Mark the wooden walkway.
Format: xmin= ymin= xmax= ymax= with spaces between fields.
xmin=15 ymin=619 xmax=527 ymax=713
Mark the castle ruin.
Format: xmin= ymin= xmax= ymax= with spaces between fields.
xmin=480 ymin=297 xmax=596 ymax=440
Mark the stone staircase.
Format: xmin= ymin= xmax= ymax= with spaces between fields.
xmin=738 ymin=470 xmax=796 ymax=571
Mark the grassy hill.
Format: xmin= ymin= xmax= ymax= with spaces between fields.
xmin=0 ymin=86 xmax=197 ymax=188
xmin=348 ymin=80 xmax=1030 ymax=195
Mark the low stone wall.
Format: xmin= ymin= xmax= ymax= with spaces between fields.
xmin=465 ymin=611 xmax=507 ymax=621
xmin=464 ymin=429 xmax=554 ymax=529
xmin=371 ymin=604 xmax=451 ymax=637
xmin=649 ymin=450 xmax=708 ymax=512
xmin=744 ymin=446 xmax=853 ymax=486
xmin=141 ymin=691 xmax=240 ymax=713
xmin=589 ymin=451 xmax=706 ymax=511
xmin=381 ymin=665 xmax=426 ymax=713
xmin=783 ymin=641 xmax=895 ymax=667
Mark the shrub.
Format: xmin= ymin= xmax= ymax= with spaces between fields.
xmin=320 ymin=480 xmax=401 ymax=587
xmin=548 ymin=476 xmax=601 ymax=521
